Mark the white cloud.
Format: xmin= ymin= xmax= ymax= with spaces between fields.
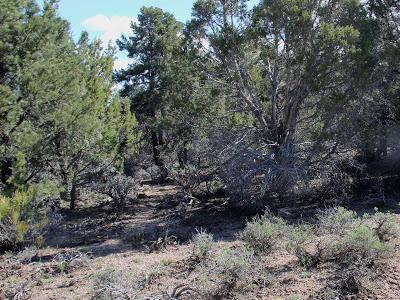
xmin=113 ymin=58 xmax=131 ymax=71
xmin=83 ymin=15 xmax=136 ymax=70
xmin=83 ymin=14 xmax=136 ymax=45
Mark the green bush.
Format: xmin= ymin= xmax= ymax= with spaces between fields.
xmin=0 ymin=187 xmax=46 ymax=251
xmin=336 ymin=224 xmax=391 ymax=263
xmin=92 ymin=269 xmax=151 ymax=300
xmin=240 ymin=212 xmax=287 ymax=254
xmin=316 ymin=207 xmax=397 ymax=266
xmin=214 ymin=244 xmax=254 ymax=281
xmin=286 ymin=224 xmax=317 ymax=268
xmin=0 ymin=182 xmax=59 ymax=252
xmin=369 ymin=210 xmax=399 ymax=242
xmin=91 ymin=270 xmax=132 ymax=300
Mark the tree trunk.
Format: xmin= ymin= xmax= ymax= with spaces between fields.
xmin=151 ymin=130 xmax=161 ymax=166
xmin=69 ymin=184 xmax=77 ymax=210
xmin=60 ymin=175 xmax=78 ymax=210
xmin=178 ymin=146 xmax=189 ymax=168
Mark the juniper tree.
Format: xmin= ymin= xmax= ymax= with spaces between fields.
xmin=0 ymin=0 xmax=140 ymax=210
xmin=185 ymin=0 xmax=365 ymax=202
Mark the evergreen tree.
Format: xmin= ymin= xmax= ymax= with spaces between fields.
xmin=0 ymin=0 xmax=140 ymax=210
xmin=115 ymin=7 xmax=183 ymax=167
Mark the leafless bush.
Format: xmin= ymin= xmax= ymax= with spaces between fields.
xmin=16 ymin=246 xmax=38 ymax=263
xmin=222 ymin=146 xmax=303 ymax=210
xmin=144 ymin=230 xmax=178 ymax=253
xmin=101 ymin=173 xmax=138 ymax=215
xmin=161 ymin=284 xmax=195 ymax=299
xmin=169 ymin=165 xmax=202 ymax=195
xmin=3 ymin=282 xmax=28 ymax=300
xmin=0 ymin=218 xmax=19 ymax=251
xmin=52 ymin=250 xmax=89 ymax=273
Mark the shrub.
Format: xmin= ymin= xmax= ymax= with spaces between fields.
xmin=315 ymin=207 xmax=398 ymax=266
xmin=195 ymin=244 xmax=255 ymax=298
xmin=0 ymin=187 xmax=49 ymax=252
xmin=214 ymin=244 xmax=254 ymax=283
xmin=192 ymin=228 xmax=213 ymax=260
xmin=335 ymin=224 xmax=391 ymax=264
xmin=240 ymin=212 xmax=287 ymax=254
xmin=369 ymin=210 xmax=399 ymax=242
xmin=313 ymin=287 xmax=341 ymax=300
xmin=16 ymin=246 xmax=38 ymax=263
xmin=51 ymin=250 xmax=89 ymax=273
xmin=102 ymin=173 xmax=138 ymax=215
xmin=286 ymin=224 xmax=317 ymax=268
xmin=317 ymin=207 xmax=358 ymax=235
xmin=169 ymin=164 xmax=201 ymax=195
xmin=91 ymin=269 xmax=142 ymax=300
xmin=145 ymin=263 xmax=168 ymax=284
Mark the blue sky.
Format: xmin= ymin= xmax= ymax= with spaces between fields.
xmin=52 ymin=0 xmax=259 ymax=69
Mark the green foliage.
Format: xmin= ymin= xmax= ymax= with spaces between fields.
xmin=240 ymin=212 xmax=287 ymax=254
xmin=115 ymin=6 xmax=183 ymax=117
xmin=369 ymin=210 xmax=399 ymax=242
xmin=315 ymin=207 xmax=398 ymax=266
xmin=91 ymin=270 xmax=127 ymax=300
xmin=214 ymin=244 xmax=254 ymax=282
xmin=91 ymin=269 xmax=142 ymax=300
xmin=58 ymin=260 xmax=67 ymax=274
xmin=336 ymin=224 xmax=391 ymax=263
xmin=52 ymin=250 xmax=89 ymax=274
xmin=0 ymin=0 xmax=141 ymax=210
xmin=286 ymin=224 xmax=317 ymax=268
xmin=0 ymin=186 xmax=47 ymax=250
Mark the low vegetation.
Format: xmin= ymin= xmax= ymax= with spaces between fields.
xmin=85 ymin=207 xmax=398 ymax=299
xmin=91 ymin=269 xmax=142 ymax=300
xmin=194 ymin=244 xmax=256 ymax=298
xmin=0 ymin=186 xmax=51 ymax=251
xmin=240 ymin=212 xmax=288 ymax=254
xmin=286 ymin=224 xmax=317 ymax=268
xmin=191 ymin=228 xmax=214 ymax=260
